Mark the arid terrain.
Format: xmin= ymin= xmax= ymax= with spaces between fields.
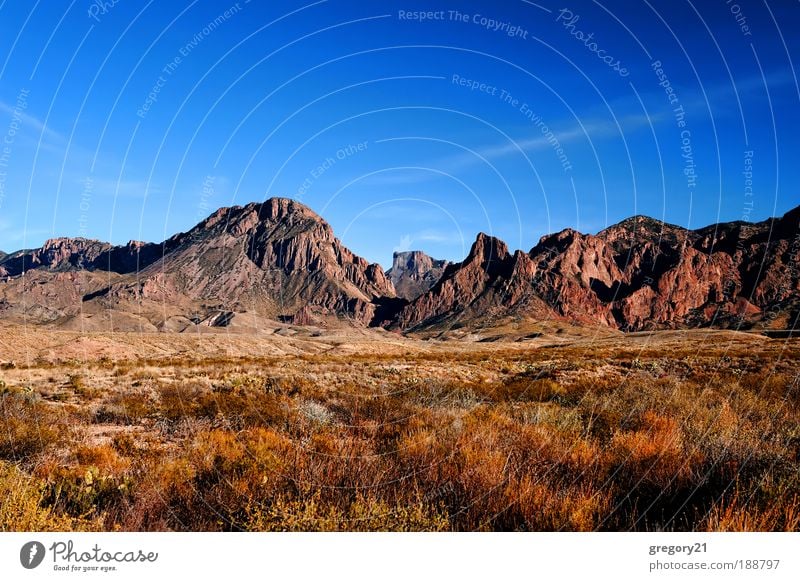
xmin=1 ymin=324 xmax=798 ymax=531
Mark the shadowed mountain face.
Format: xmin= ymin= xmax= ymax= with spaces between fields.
xmin=100 ymin=198 xmax=396 ymax=323
xmin=0 ymin=198 xmax=798 ymax=333
xmin=386 ymin=251 xmax=449 ymax=301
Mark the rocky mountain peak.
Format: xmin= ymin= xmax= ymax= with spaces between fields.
xmin=97 ymin=197 xmax=394 ymax=327
xmin=467 ymin=232 xmax=509 ymax=267
xmin=192 ymin=198 xmax=332 ymax=240
xmin=598 ymin=215 xmax=690 ymax=249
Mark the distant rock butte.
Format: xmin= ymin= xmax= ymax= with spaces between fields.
xmin=0 ymin=197 xmax=798 ymax=333
xmin=386 ymin=250 xmax=449 ymax=301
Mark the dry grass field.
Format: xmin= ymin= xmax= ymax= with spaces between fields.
xmin=0 ymin=324 xmax=798 ymax=531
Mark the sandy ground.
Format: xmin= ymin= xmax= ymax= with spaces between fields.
xmin=0 ymin=320 xmax=781 ymax=365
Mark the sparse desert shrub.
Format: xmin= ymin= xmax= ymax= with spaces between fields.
xmin=0 ymin=461 xmax=99 ymax=531
xmin=244 ymin=493 xmax=449 ymax=531
xmin=67 ymin=374 xmax=85 ymax=391
xmin=609 ymin=410 xmax=699 ymax=490
xmin=111 ymin=433 xmax=137 ymax=456
xmin=94 ymin=389 xmax=156 ymax=424
xmin=487 ymin=376 xmax=565 ymax=402
xmin=74 ymin=444 xmax=130 ymax=475
xmin=194 ymin=388 xmax=287 ymax=429
xmin=701 ymin=481 xmax=800 ymax=532
xmin=67 ymin=374 xmax=100 ymax=400
xmin=0 ymin=392 xmax=61 ymax=461
xmin=512 ymin=477 xmax=611 ymax=531
xmin=42 ymin=464 xmax=132 ymax=520
xmin=156 ymin=383 xmax=203 ymax=421
xmin=122 ymin=427 xmax=298 ymax=530
xmin=740 ymin=372 xmax=799 ymax=406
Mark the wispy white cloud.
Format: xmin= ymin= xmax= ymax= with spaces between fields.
xmin=362 ymin=113 xmax=659 ymax=187
xmin=0 ymin=99 xmax=67 ymax=151
xmin=82 ymin=177 xmax=162 ymax=199
xmin=392 ymin=229 xmax=465 ymax=253
xmin=393 ymin=234 xmax=412 ymax=252
xmin=0 ymin=217 xmax=51 ymax=248
xmin=453 ymin=113 xmax=658 ymax=168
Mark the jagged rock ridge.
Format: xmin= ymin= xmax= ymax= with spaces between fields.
xmin=390 ymin=207 xmax=800 ymax=332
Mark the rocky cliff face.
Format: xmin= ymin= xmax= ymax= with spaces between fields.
xmin=1 ymin=199 xmax=798 ymax=333
xmin=0 ymin=198 xmax=397 ymax=328
xmin=386 ymin=250 xmax=449 ymax=301
xmin=390 ymin=233 xmax=556 ymax=330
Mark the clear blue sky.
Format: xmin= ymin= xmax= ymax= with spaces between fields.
xmin=0 ymin=0 xmax=798 ymax=267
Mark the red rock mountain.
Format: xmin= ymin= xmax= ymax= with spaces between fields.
xmin=0 ymin=199 xmax=798 ymax=333
xmin=390 ymin=206 xmax=800 ymax=332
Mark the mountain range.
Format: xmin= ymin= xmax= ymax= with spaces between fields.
xmin=1 ymin=197 xmax=798 ymax=335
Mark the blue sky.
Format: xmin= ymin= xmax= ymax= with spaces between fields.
xmin=0 ymin=0 xmax=798 ymax=267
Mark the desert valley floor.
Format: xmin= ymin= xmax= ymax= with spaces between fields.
xmin=1 ymin=323 xmax=798 ymax=531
